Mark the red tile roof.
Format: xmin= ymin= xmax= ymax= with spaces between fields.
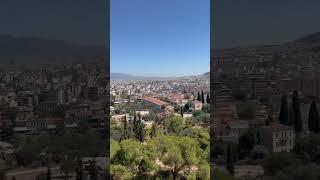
xmin=142 ymin=97 xmax=168 ymax=106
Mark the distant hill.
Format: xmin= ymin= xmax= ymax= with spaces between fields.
xmin=294 ymin=32 xmax=320 ymax=44
xmin=111 ymin=72 xmax=209 ymax=80
xmin=111 ymin=73 xmax=143 ymax=80
xmin=202 ymin=72 xmax=210 ymax=76
xmin=0 ymin=34 xmax=104 ymax=64
xmin=214 ymin=31 xmax=320 ymax=59
xmin=111 ymin=73 xmax=169 ymax=80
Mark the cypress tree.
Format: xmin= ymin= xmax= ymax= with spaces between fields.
xmin=137 ymin=123 xmax=145 ymax=142
xmin=133 ymin=114 xmax=138 ymax=136
xmin=184 ymin=103 xmax=189 ymax=112
xmin=128 ymin=116 xmax=134 ymax=139
xmin=180 ymin=106 xmax=184 ymax=117
xmin=279 ymin=94 xmax=289 ymax=125
xmin=133 ymin=113 xmax=145 ymax=142
xmin=201 ymin=90 xmax=205 ymax=104
xmin=226 ymin=143 xmax=234 ymax=175
xmin=150 ymin=123 xmax=157 ymax=138
xmin=197 ymin=92 xmax=201 ymax=101
xmin=308 ymin=100 xmax=320 ymax=133
xmin=206 ymin=94 xmax=210 ymax=104
xmin=292 ymin=90 xmax=303 ymax=133
xmin=123 ymin=115 xmax=128 ymax=139
xmin=138 ymin=159 xmax=147 ymax=175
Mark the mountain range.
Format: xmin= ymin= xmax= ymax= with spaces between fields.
xmin=2 ymin=31 xmax=320 ymax=71
xmin=294 ymin=32 xmax=320 ymax=44
xmin=0 ymin=34 xmax=105 ymax=64
xmin=111 ymin=72 xmax=209 ymax=80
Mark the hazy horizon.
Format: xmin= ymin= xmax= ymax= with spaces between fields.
xmin=111 ymin=71 xmax=209 ymax=78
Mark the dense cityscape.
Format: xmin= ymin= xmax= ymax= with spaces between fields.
xmin=210 ymin=32 xmax=320 ymax=179
xmin=0 ymin=62 xmax=109 ymax=179
xmin=2 ymin=0 xmax=320 ymax=179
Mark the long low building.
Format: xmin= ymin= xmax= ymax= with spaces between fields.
xmin=141 ymin=97 xmax=169 ymax=110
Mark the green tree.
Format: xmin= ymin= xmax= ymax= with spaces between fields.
xmin=202 ymin=103 xmax=210 ymax=113
xmin=110 ymin=165 xmax=132 ymax=180
xmin=132 ymin=114 xmax=145 ymax=142
xmin=110 ymin=140 xmax=120 ymax=160
xmin=137 ymin=123 xmax=145 ymax=143
xmin=279 ymin=94 xmax=289 ymax=125
xmin=201 ymin=90 xmax=205 ymax=104
xmin=138 ymin=157 xmax=157 ymax=176
xmin=110 ymin=124 xmax=124 ymax=141
xmin=292 ymin=90 xmax=303 ymax=133
xmin=123 ymin=115 xmax=128 ymax=140
xmin=180 ymin=106 xmax=184 ymax=117
xmin=149 ymin=123 xmax=157 ymax=139
xmin=196 ymin=163 xmax=210 ymax=180
xmin=308 ymin=100 xmax=320 ymax=133
xmin=197 ymin=92 xmax=201 ymax=101
xmin=111 ymin=139 xmax=143 ymax=172
xmin=184 ymin=103 xmax=189 ymax=112
xmin=206 ymin=94 xmax=210 ymax=104
xmin=127 ymin=116 xmax=134 ymax=139
xmin=148 ymin=136 xmax=200 ymax=180
xmin=193 ymin=112 xmax=210 ymax=125
xmin=164 ymin=116 xmax=183 ymax=134
xmin=133 ymin=114 xmax=138 ymax=137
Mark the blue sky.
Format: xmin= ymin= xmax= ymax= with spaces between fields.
xmin=110 ymin=0 xmax=210 ymax=77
